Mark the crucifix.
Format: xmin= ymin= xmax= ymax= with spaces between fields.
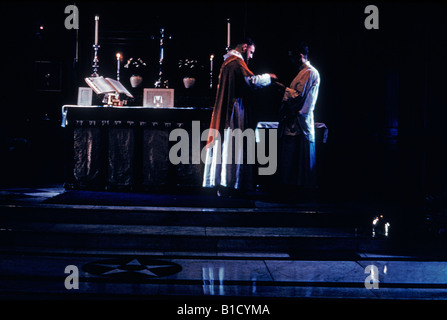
xmin=151 ymin=27 xmax=172 ymax=88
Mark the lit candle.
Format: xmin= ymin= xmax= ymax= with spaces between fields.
xmin=94 ymin=15 xmax=99 ymax=45
xmin=227 ymin=18 xmax=230 ymax=49
xmin=116 ymin=53 xmax=121 ymax=81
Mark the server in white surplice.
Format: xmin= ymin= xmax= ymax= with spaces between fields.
xmin=278 ymin=43 xmax=320 ymax=188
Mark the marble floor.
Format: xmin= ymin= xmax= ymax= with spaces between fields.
xmin=1 ymin=251 xmax=447 ymax=300
xmin=0 ymin=184 xmax=446 ymax=306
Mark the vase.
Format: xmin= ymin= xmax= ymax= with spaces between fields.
xmin=130 ymin=75 xmax=143 ymax=88
xmin=183 ymin=77 xmax=196 ymax=88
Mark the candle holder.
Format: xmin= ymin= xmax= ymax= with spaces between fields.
xmin=92 ymin=44 xmax=100 ymax=77
xmin=116 ymin=53 xmax=121 ymax=81
xmin=210 ymin=54 xmax=214 ymax=89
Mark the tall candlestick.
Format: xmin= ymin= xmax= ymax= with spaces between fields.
xmin=92 ymin=15 xmax=100 ymax=77
xmin=116 ymin=53 xmax=121 ymax=81
xmin=210 ymin=54 xmax=214 ymax=89
xmin=226 ymin=18 xmax=230 ymax=50
xmin=94 ymin=15 xmax=99 ymax=45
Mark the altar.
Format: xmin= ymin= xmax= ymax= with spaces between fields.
xmin=62 ymin=105 xmax=213 ymax=191
xmin=62 ymin=105 xmax=327 ymax=191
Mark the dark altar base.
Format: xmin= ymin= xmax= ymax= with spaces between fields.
xmin=62 ymin=105 xmax=213 ymax=191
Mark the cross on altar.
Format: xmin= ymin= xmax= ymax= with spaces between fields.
xmin=151 ymin=28 xmax=172 ymax=88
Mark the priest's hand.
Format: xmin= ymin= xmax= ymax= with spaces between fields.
xmin=269 ymin=73 xmax=278 ymax=80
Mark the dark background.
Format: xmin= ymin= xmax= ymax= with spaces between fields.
xmin=1 ymin=1 xmax=447 ymax=205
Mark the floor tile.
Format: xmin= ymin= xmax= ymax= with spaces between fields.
xmin=169 ymin=259 xmax=274 ymax=282
xmin=265 ymin=260 xmax=366 ymax=283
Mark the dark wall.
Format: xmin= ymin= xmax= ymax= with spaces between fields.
xmin=1 ymin=1 xmax=447 ymax=202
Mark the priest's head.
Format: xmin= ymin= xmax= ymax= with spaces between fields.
xmin=233 ymin=37 xmax=256 ymax=63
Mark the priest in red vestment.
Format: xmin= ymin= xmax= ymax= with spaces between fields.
xmin=202 ymin=38 xmax=277 ymax=195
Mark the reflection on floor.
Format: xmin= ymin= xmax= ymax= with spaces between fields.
xmin=0 ymin=185 xmax=446 ymax=302
xmin=2 ymin=252 xmax=447 ymax=300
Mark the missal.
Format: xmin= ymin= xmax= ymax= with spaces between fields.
xmin=85 ymin=76 xmax=134 ymax=99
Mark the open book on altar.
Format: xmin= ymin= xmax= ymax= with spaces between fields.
xmin=85 ymin=76 xmax=134 ymax=99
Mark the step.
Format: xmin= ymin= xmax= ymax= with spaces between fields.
xmin=0 ymin=202 xmax=373 ymax=229
xmin=0 ymin=221 xmax=385 ymax=253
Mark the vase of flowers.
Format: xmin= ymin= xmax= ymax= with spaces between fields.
xmin=178 ymin=59 xmax=200 ymax=88
xmin=124 ymin=58 xmax=147 ymax=88
xmin=182 ymin=77 xmax=196 ymax=88
xmin=129 ymin=75 xmax=143 ymax=88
